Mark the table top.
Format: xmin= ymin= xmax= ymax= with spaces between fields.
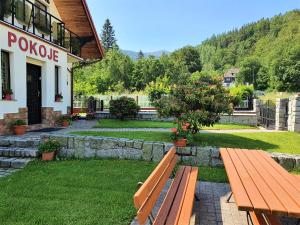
xmin=220 ymin=148 xmax=300 ymax=218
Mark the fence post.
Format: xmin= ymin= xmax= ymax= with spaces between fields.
xmin=288 ymin=94 xmax=300 ymax=133
xmin=275 ymin=98 xmax=288 ymax=131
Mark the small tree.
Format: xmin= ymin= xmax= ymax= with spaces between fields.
xmin=156 ymin=75 xmax=233 ymax=133
xmin=137 ymin=50 xmax=144 ymax=59
xmin=101 ymin=19 xmax=119 ymax=51
xmin=109 ymin=97 xmax=140 ymax=120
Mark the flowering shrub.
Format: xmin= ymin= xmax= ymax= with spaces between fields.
xmin=157 ymin=74 xmax=233 ymax=134
xmin=170 ymin=121 xmax=192 ymax=143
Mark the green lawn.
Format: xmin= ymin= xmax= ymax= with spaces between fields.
xmin=71 ymin=131 xmax=300 ymax=154
xmin=0 ymin=160 xmax=229 ymax=225
xmin=93 ymin=119 xmax=257 ymax=130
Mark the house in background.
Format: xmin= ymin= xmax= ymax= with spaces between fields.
xmin=0 ymin=0 xmax=104 ymax=135
xmin=223 ymin=68 xmax=240 ymax=88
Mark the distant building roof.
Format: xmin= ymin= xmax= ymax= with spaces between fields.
xmin=224 ymin=68 xmax=240 ymax=78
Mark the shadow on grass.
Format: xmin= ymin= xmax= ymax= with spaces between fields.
xmin=193 ymin=133 xmax=278 ymax=151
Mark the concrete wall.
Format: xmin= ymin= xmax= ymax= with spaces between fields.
xmin=287 ymin=95 xmax=300 ymax=132
xmin=43 ymin=134 xmax=300 ymax=171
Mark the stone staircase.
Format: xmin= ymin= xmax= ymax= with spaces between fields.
xmin=0 ymin=136 xmax=40 ymax=169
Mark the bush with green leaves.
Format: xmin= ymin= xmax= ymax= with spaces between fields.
xmin=145 ymin=76 xmax=171 ymax=105
xmin=11 ymin=119 xmax=26 ymax=126
xmin=109 ymin=96 xmax=140 ymax=120
xmin=156 ymin=74 xmax=233 ymax=133
xmin=38 ymin=140 xmax=61 ymax=153
xmin=229 ymin=85 xmax=254 ymax=106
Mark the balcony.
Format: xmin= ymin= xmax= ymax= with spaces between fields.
xmin=0 ymin=0 xmax=81 ymax=57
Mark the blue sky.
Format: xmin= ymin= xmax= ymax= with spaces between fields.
xmin=86 ymin=0 xmax=300 ymax=52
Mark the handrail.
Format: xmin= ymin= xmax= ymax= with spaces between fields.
xmin=0 ymin=0 xmax=81 ymax=57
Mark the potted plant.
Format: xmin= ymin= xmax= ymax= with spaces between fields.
xmin=55 ymin=93 xmax=63 ymax=102
xmin=38 ymin=140 xmax=60 ymax=161
xmin=58 ymin=115 xmax=71 ymax=127
xmin=170 ymin=122 xmax=191 ymax=147
xmin=3 ymin=89 xmax=13 ymax=100
xmin=11 ymin=119 xmax=27 ymax=135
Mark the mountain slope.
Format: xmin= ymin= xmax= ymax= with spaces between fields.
xmin=122 ymin=50 xmax=169 ymax=60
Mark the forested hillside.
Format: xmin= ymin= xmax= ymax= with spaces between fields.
xmin=74 ymin=10 xmax=300 ymax=96
xmin=198 ymin=10 xmax=300 ymax=91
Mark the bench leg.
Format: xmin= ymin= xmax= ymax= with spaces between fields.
xmin=195 ymin=193 xmax=200 ymax=201
xmin=296 ymin=218 xmax=300 ymax=225
xmin=148 ymin=213 xmax=155 ymax=225
xmin=226 ymin=192 xmax=233 ymax=203
xmin=247 ymin=211 xmax=254 ymax=225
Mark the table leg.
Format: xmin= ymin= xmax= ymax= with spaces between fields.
xmin=296 ymin=218 xmax=300 ymax=225
xmin=226 ymin=192 xmax=233 ymax=203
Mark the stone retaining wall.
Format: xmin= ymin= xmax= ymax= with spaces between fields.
xmin=42 ymin=134 xmax=300 ymax=171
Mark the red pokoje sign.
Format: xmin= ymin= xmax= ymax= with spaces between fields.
xmin=8 ymin=31 xmax=59 ymax=62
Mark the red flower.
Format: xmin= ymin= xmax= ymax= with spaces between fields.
xmin=171 ymin=128 xmax=178 ymax=133
xmin=182 ymin=126 xmax=188 ymax=131
xmin=185 ymin=122 xmax=190 ymax=127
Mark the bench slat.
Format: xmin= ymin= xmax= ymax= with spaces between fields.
xmin=165 ymin=166 xmax=192 ymax=225
xmin=153 ymin=166 xmax=186 ymax=225
xmin=136 ymin=155 xmax=177 ymax=225
xmin=220 ymin=148 xmax=253 ymax=211
xmin=249 ymin=211 xmax=268 ymax=225
xmin=177 ymin=167 xmax=199 ymax=225
xmin=264 ymin=214 xmax=283 ymax=225
xmin=134 ymin=148 xmax=177 ymax=209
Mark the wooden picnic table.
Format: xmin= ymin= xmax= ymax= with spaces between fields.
xmin=220 ymin=148 xmax=300 ymax=219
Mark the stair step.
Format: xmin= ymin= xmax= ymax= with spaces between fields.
xmin=0 ymin=147 xmax=39 ymax=158
xmin=0 ymin=137 xmax=40 ymax=148
xmin=0 ymin=157 xmax=33 ymax=169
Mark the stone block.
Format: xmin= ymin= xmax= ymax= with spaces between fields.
xmin=58 ymin=149 xmax=75 ymax=158
xmin=117 ymin=148 xmax=142 ymax=160
xmin=68 ymin=136 xmax=75 ymax=149
xmin=100 ymin=138 xmax=118 ymax=149
xmin=152 ymin=143 xmax=164 ymax=162
xmin=133 ymin=141 xmax=143 ymax=149
xmin=196 ymin=147 xmax=211 ymax=166
xmin=0 ymin=139 xmax=10 ymax=147
xmin=142 ymin=142 xmax=153 ymax=161
xmin=118 ymin=139 xmax=127 ymax=147
xmin=277 ymin=155 xmax=295 ymax=171
xmin=176 ymin=147 xmax=191 ymax=155
xmin=126 ymin=140 xmax=134 ymax=148
xmin=164 ymin=143 xmax=174 ymax=153
xmin=74 ymin=137 xmax=86 ymax=158
xmin=96 ymin=149 xmax=118 ymax=159
xmin=211 ymin=148 xmax=220 ymax=158
xmin=83 ymin=149 xmax=96 ymax=158
xmin=89 ymin=137 xmax=103 ymax=149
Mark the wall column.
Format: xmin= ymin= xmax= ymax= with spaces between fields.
xmin=275 ymin=98 xmax=288 ymax=131
xmin=288 ymin=95 xmax=300 ymax=133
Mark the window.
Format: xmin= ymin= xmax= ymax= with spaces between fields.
xmin=55 ymin=66 xmax=59 ymax=96
xmin=1 ymin=51 xmax=11 ymax=99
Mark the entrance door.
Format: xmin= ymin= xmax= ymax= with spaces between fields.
xmin=27 ymin=63 xmax=42 ymax=125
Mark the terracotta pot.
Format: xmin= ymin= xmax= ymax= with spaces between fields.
xmin=4 ymin=94 xmax=12 ymax=100
xmin=13 ymin=125 xmax=27 ymax=135
xmin=62 ymin=120 xmax=69 ymax=127
xmin=174 ymin=138 xmax=187 ymax=147
xmin=42 ymin=151 xmax=55 ymax=161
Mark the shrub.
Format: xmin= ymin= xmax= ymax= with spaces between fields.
xmin=38 ymin=140 xmax=61 ymax=153
xmin=145 ymin=77 xmax=171 ymax=105
xmin=156 ymin=75 xmax=233 ymax=133
xmin=11 ymin=119 xmax=26 ymax=126
xmin=170 ymin=121 xmax=192 ymax=143
xmin=229 ymin=85 xmax=254 ymax=106
xmin=57 ymin=115 xmax=72 ymax=123
xmin=109 ymin=96 xmax=140 ymax=120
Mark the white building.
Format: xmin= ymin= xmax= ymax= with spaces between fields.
xmin=0 ymin=0 xmax=104 ymax=135
xmin=223 ymin=68 xmax=240 ymax=88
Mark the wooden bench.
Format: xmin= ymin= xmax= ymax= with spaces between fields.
xmin=133 ymin=147 xmax=199 ymax=225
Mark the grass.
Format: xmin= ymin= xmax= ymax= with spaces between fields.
xmin=259 ymin=91 xmax=295 ymax=103
xmin=93 ymin=119 xmax=257 ymax=130
xmin=0 ymin=160 xmax=228 ymax=225
xmin=71 ymin=131 xmax=300 ymax=154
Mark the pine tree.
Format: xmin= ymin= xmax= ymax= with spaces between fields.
xmin=137 ymin=50 xmax=144 ymax=59
xmin=100 ymin=19 xmax=118 ymax=51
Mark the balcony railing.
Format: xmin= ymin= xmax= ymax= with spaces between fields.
xmin=0 ymin=0 xmax=81 ymax=57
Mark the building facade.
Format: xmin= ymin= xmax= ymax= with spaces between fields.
xmin=0 ymin=0 xmax=104 ymax=135
xmin=223 ymin=68 xmax=240 ymax=88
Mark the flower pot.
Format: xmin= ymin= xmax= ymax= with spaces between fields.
xmin=174 ymin=138 xmax=187 ymax=147
xmin=62 ymin=120 xmax=69 ymax=127
xmin=4 ymin=94 xmax=12 ymax=100
xmin=42 ymin=151 xmax=55 ymax=161
xmin=13 ymin=125 xmax=27 ymax=135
